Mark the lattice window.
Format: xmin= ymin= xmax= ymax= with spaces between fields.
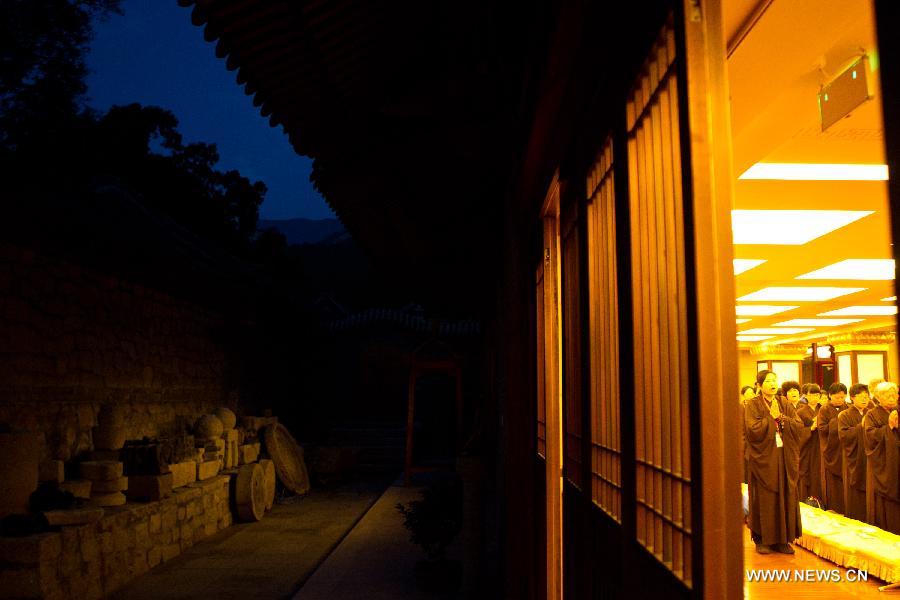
xmin=561 ymin=216 xmax=583 ymax=489
xmin=626 ymin=19 xmax=693 ymax=587
xmin=585 ymin=138 xmax=621 ymax=522
xmin=536 ymin=264 xmax=547 ymax=458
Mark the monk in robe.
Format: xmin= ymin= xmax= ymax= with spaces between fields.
xmin=818 ymin=382 xmax=847 ymax=513
xmin=868 ymin=379 xmax=884 ymax=411
xmin=796 ymin=384 xmax=823 ymax=502
xmin=745 ymin=370 xmax=803 ymax=554
xmin=741 ymin=385 xmax=756 ymax=484
xmin=838 ymin=383 xmax=869 ymax=521
xmin=798 ymin=383 xmax=811 ymax=408
xmin=864 ymin=381 xmax=900 ymax=533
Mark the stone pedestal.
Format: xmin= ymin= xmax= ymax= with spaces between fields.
xmin=223 ymin=429 xmax=239 ymax=469
xmin=80 ymin=461 xmax=126 ymax=508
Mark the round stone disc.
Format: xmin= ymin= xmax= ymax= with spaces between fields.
xmin=235 ymin=463 xmax=265 ymax=522
xmin=262 ymin=424 xmax=309 ymax=495
xmin=260 ymin=459 xmax=276 ymax=510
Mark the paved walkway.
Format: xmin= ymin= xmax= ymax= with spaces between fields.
xmin=293 ymin=483 xmax=460 ymax=600
xmin=111 ymin=480 xmax=384 ymax=600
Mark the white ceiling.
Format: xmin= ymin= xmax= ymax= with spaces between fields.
xmin=724 ymin=0 xmax=895 ymax=347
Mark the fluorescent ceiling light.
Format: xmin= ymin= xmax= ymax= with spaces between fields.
xmin=733 ymin=259 xmax=766 ymax=275
xmin=774 ymin=318 xmax=863 ymax=327
xmin=739 ymin=163 xmax=889 ymax=180
xmin=737 ymin=335 xmax=774 ymax=342
xmin=739 ymin=328 xmax=815 ymax=335
xmin=737 ymin=287 xmax=865 ymax=301
xmin=736 ymin=318 xmax=751 ymax=324
xmin=732 ymin=210 xmax=873 ymax=245
xmin=735 ymin=305 xmax=798 ymax=316
xmin=881 ymin=296 xmax=897 ymax=301
xmin=796 ymin=259 xmax=895 ymax=280
xmin=818 ymin=305 xmax=898 ymax=316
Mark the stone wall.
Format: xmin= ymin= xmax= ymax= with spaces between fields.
xmin=0 ymin=242 xmax=238 ymax=461
xmin=0 ymin=476 xmax=232 ymax=600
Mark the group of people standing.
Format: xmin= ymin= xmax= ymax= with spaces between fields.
xmin=741 ymin=370 xmax=900 ymax=555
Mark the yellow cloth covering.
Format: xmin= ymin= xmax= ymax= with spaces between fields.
xmin=742 ymin=483 xmax=900 ymax=583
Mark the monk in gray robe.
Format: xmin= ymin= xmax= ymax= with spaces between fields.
xmin=745 ymin=370 xmax=803 ymax=554
xmin=864 ymin=381 xmax=900 ymax=533
xmin=838 ymin=383 xmax=869 ymax=521
xmin=818 ymin=382 xmax=847 ymax=513
xmin=796 ymin=384 xmax=823 ymax=502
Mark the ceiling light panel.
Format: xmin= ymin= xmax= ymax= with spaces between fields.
xmin=738 ymin=328 xmax=815 ymax=335
xmin=773 ymin=318 xmax=863 ymax=327
xmin=736 ymin=318 xmax=751 ymax=324
xmin=738 ymin=163 xmax=889 ymax=180
xmin=737 ymin=335 xmax=775 ymax=342
xmin=737 ymin=287 xmax=865 ymax=301
xmin=818 ymin=305 xmax=898 ymax=316
xmin=796 ymin=259 xmax=895 ymax=280
xmin=731 ymin=210 xmax=873 ymax=245
xmin=735 ymin=305 xmax=798 ymax=316
xmin=733 ymin=259 xmax=767 ymax=275
xmin=882 ymin=296 xmax=897 ymax=302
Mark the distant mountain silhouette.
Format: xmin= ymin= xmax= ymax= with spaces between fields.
xmin=258 ymin=218 xmax=346 ymax=245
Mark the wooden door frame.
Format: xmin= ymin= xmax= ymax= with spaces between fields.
xmin=540 ymin=173 xmax=563 ymax=600
xmin=676 ymin=0 xmax=743 ymax=597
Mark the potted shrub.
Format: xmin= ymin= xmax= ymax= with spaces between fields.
xmin=396 ymin=478 xmax=463 ymax=592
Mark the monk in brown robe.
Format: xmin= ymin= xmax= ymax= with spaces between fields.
xmin=838 ymin=383 xmax=869 ymax=521
xmin=741 ymin=385 xmax=756 ymax=484
xmin=745 ymin=370 xmax=803 ymax=554
xmin=796 ymin=384 xmax=823 ymax=503
xmin=864 ymin=381 xmax=900 ymax=533
xmin=818 ymin=382 xmax=847 ymax=513
xmin=868 ymin=378 xmax=884 ymax=411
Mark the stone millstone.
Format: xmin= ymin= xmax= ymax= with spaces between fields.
xmin=91 ymin=476 xmax=128 ymax=493
xmin=262 ymin=424 xmax=309 ymax=495
xmin=259 ymin=459 xmax=276 ymax=510
xmin=88 ymin=492 xmax=126 ymax=507
xmin=235 ymin=463 xmax=266 ymax=522
xmin=79 ymin=461 xmax=123 ymax=481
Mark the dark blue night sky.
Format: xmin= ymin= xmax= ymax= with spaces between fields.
xmin=86 ymin=0 xmax=333 ymax=220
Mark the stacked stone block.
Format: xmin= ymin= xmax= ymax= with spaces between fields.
xmin=0 ymin=476 xmax=231 ymax=600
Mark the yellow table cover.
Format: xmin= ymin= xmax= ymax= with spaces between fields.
xmin=742 ymin=483 xmax=900 ymax=583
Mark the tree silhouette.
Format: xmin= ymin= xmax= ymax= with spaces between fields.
xmin=1 ymin=1 xmax=279 ymax=260
xmin=1 ymin=0 xmax=120 ymax=152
